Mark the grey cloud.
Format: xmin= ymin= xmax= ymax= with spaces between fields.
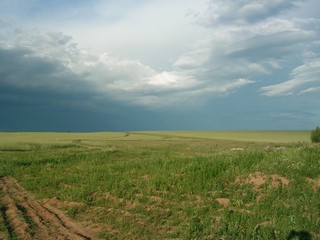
xmin=298 ymin=87 xmax=320 ymax=95
xmin=0 ymin=23 xmax=257 ymax=109
xmin=178 ymin=6 xmax=320 ymax=99
xmin=199 ymin=0 xmax=302 ymax=26
xmin=0 ymin=28 xmax=155 ymax=104
xmin=260 ymin=59 xmax=320 ymax=96
xmin=293 ymin=18 xmax=320 ymax=32
xmin=0 ymin=47 xmax=91 ymax=93
xmin=0 ymin=18 xmax=10 ymax=28
xmin=1 ymin=1 xmax=319 ymax=131
xmin=228 ymin=30 xmax=316 ymax=61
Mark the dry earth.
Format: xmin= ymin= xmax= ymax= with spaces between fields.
xmin=0 ymin=176 xmax=99 ymax=240
xmin=235 ymin=172 xmax=290 ymax=190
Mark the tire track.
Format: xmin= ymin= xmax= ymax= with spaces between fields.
xmin=0 ymin=176 xmax=99 ymax=240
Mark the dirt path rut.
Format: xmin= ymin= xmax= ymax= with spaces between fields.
xmin=0 ymin=176 xmax=99 ymax=240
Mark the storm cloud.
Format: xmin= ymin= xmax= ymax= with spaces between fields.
xmin=0 ymin=0 xmax=319 ymax=131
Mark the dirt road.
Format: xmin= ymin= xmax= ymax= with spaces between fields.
xmin=0 ymin=176 xmax=99 ymax=240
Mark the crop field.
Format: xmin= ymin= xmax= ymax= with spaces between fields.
xmin=0 ymin=131 xmax=319 ymax=239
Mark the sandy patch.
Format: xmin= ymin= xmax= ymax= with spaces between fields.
xmin=215 ymin=198 xmax=230 ymax=207
xmin=235 ymin=172 xmax=290 ymax=190
xmin=306 ymin=177 xmax=320 ymax=190
xmin=0 ymin=176 xmax=100 ymax=240
xmin=42 ymin=197 xmax=84 ymax=209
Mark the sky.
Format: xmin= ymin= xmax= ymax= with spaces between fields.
xmin=0 ymin=0 xmax=319 ymax=131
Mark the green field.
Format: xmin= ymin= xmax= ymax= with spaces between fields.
xmin=0 ymin=131 xmax=319 ymax=239
xmin=0 ymin=130 xmax=311 ymax=144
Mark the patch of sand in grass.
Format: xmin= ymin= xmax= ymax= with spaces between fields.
xmin=270 ymin=175 xmax=289 ymax=188
xmin=80 ymin=220 xmax=106 ymax=236
xmin=0 ymin=176 xmax=100 ymax=240
xmin=215 ymin=198 xmax=230 ymax=207
xmin=234 ymin=172 xmax=290 ymax=203
xmin=181 ymin=193 xmax=204 ymax=204
xmin=235 ymin=172 xmax=290 ymax=191
xmin=235 ymin=172 xmax=266 ymax=190
xmin=103 ymin=192 xmax=124 ymax=203
xmin=247 ymin=172 xmax=267 ymax=190
xmin=150 ymin=195 xmax=163 ymax=203
xmin=306 ymin=177 xmax=320 ymax=190
xmin=42 ymin=197 xmax=84 ymax=209
xmin=102 ymin=192 xmax=138 ymax=209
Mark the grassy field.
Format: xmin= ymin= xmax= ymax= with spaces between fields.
xmin=130 ymin=130 xmax=311 ymax=143
xmin=0 ymin=131 xmax=319 ymax=239
xmin=0 ymin=130 xmax=311 ymax=144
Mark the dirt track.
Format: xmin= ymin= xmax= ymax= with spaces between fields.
xmin=0 ymin=176 xmax=98 ymax=240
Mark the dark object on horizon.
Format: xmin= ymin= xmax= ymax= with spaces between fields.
xmin=311 ymin=126 xmax=320 ymax=143
xmin=287 ymin=230 xmax=312 ymax=240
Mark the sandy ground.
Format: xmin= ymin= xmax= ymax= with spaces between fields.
xmin=0 ymin=176 xmax=99 ymax=240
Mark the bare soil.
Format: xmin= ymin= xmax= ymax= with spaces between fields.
xmin=235 ymin=172 xmax=290 ymax=190
xmin=306 ymin=177 xmax=320 ymax=191
xmin=215 ymin=198 xmax=230 ymax=207
xmin=0 ymin=176 xmax=99 ymax=240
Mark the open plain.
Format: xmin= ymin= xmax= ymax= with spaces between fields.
xmin=0 ymin=131 xmax=319 ymax=239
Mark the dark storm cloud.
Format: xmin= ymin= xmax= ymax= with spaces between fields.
xmin=0 ymin=46 xmax=91 ymax=93
xmin=0 ymin=0 xmax=319 ymax=131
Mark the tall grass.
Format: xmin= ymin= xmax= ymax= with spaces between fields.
xmin=0 ymin=132 xmax=319 ymax=239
